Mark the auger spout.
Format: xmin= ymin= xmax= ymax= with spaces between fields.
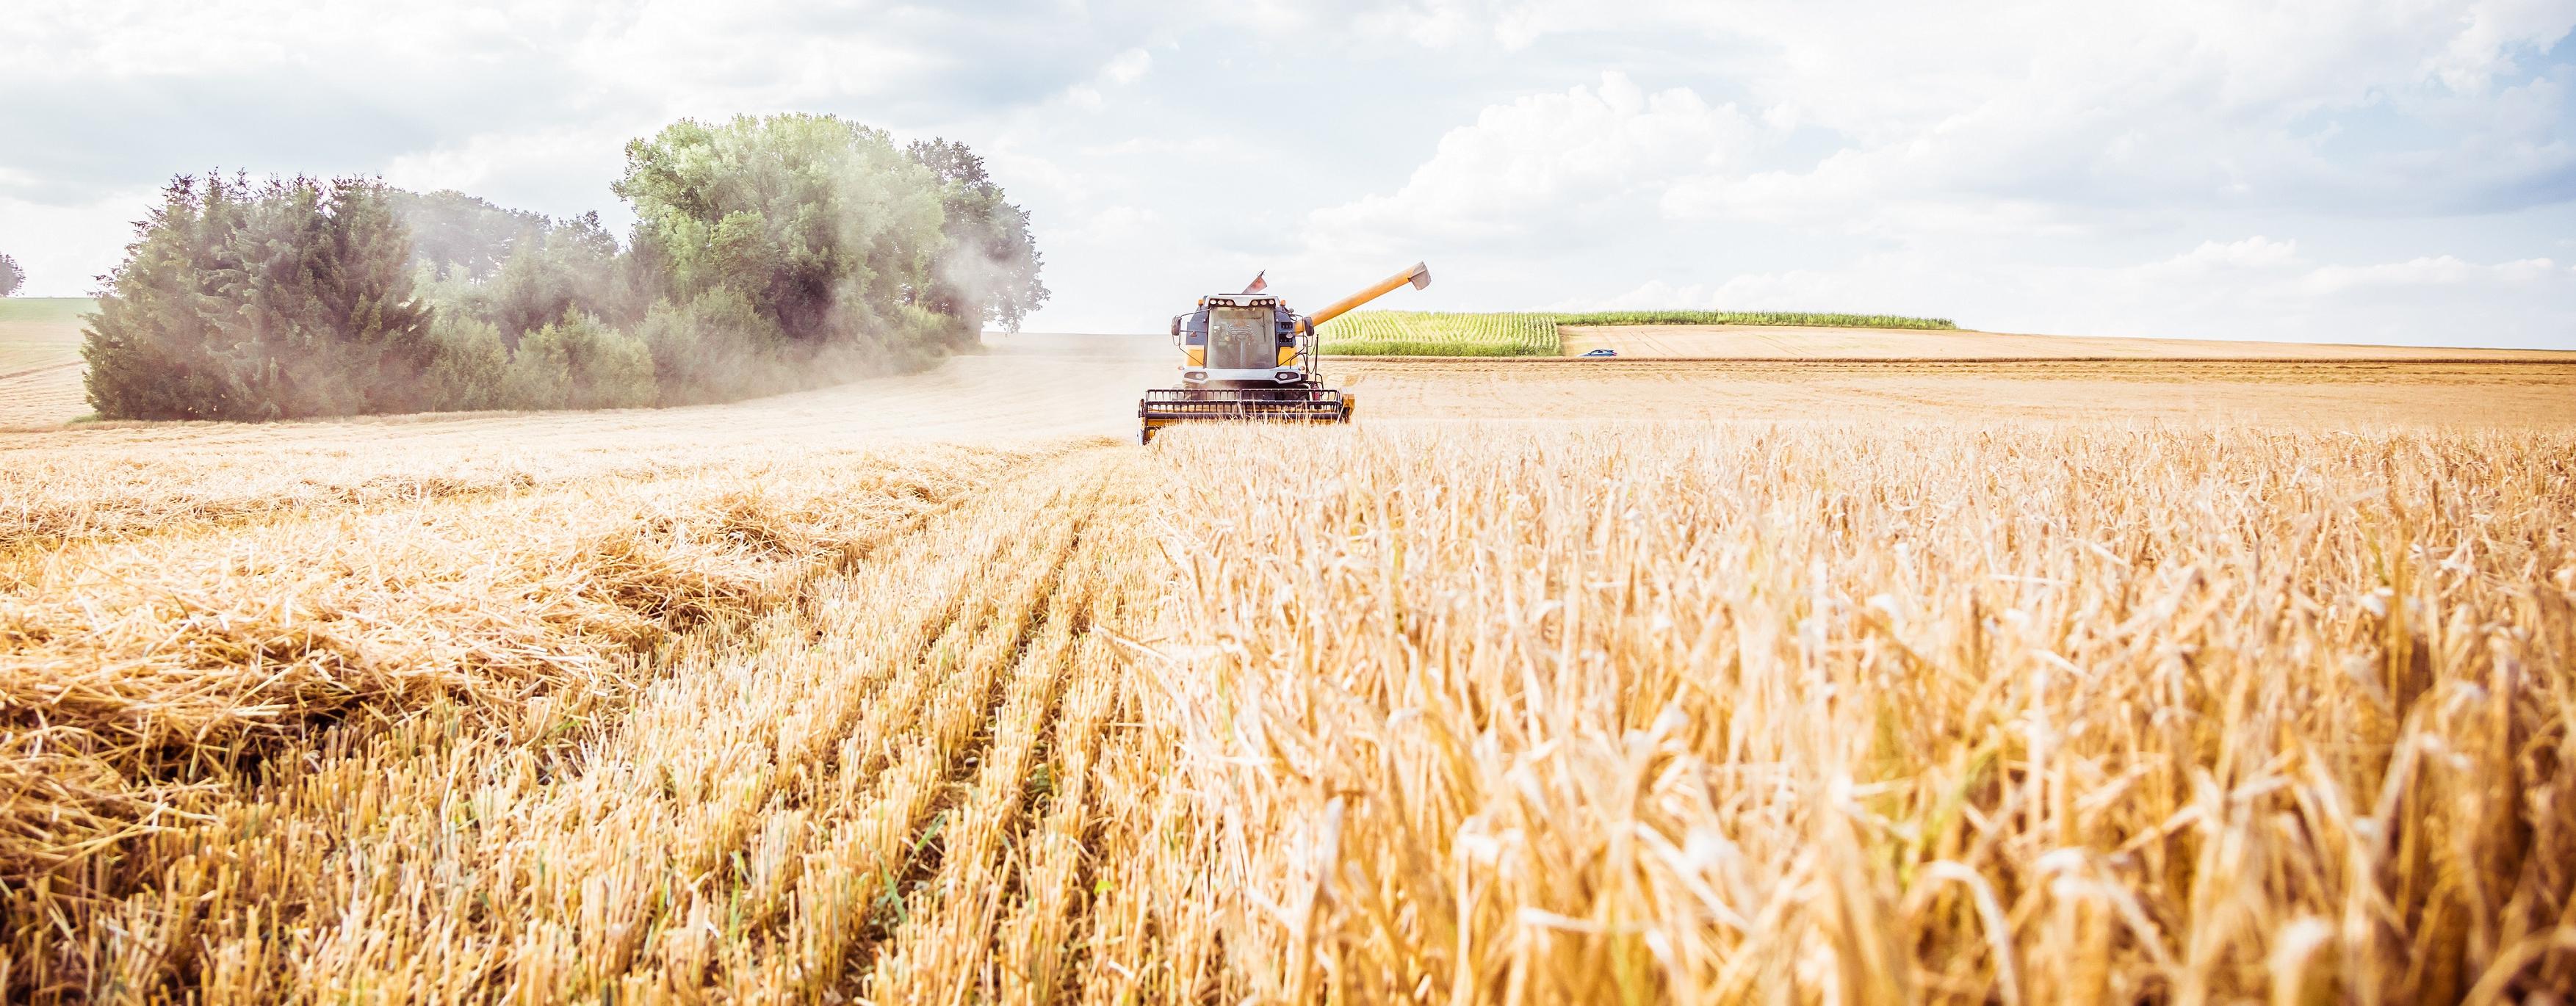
xmin=1296 ymin=262 xmax=1432 ymax=333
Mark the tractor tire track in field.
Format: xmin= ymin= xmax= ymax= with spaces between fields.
xmin=0 ymin=360 xmax=81 ymax=383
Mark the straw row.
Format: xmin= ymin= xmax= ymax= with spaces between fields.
xmin=0 ymin=438 xmax=1078 ymax=999
xmin=0 ymin=435 xmax=831 ymax=550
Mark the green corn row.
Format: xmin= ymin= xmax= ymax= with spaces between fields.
xmin=1317 ymin=308 xmax=1956 ymax=356
xmin=1551 ymin=310 xmax=1955 ymax=329
xmin=1315 ymin=311 xmax=1561 ymax=357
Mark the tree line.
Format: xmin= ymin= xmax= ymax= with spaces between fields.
xmin=79 ymin=114 xmax=1049 ymax=421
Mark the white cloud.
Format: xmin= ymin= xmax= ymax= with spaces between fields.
xmin=2431 ymin=0 xmax=2576 ymax=90
xmin=1325 ymin=0 xmax=2576 ymax=238
xmin=380 ymin=126 xmax=638 ymax=223
xmin=1063 ymin=47 xmax=1159 ymax=111
xmin=1305 ymin=72 xmax=1754 ymax=250
xmin=1103 ymin=48 xmax=1154 ymax=85
xmin=2301 ymin=254 xmax=2562 ymax=293
xmin=0 ymin=188 xmax=158 ymax=297
xmin=2149 ymin=236 xmax=2309 ymax=273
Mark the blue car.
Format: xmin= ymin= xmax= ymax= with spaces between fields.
xmin=1581 ymin=348 xmax=1619 ymax=358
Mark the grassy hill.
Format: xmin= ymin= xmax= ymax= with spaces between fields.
xmin=0 ymin=297 xmax=98 ymax=325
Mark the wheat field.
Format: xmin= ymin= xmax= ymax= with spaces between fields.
xmin=3 ymin=341 xmax=2572 ymax=1002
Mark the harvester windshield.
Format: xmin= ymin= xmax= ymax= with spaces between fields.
xmin=1208 ymin=306 xmax=1272 ymax=370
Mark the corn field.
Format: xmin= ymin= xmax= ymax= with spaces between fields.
xmin=1318 ymin=311 xmax=1960 ymax=358
xmin=1318 ymin=311 xmax=1562 ymax=357
xmin=3 ymin=419 xmax=2572 ymax=1002
xmin=1554 ymin=311 xmax=1957 ymax=330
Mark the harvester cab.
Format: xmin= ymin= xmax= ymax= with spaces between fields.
xmin=1137 ymin=262 xmax=1431 ymax=444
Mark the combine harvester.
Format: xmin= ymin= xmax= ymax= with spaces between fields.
xmin=1137 ymin=262 xmax=1431 ymax=444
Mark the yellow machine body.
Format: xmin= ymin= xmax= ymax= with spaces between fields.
xmin=1177 ymin=346 xmax=1302 ymax=369
xmin=1138 ymin=263 xmax=1430 ymax=444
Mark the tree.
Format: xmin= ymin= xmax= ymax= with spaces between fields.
xmin=906 ymin=139 xmax=1050 ymax=339
xmin=397 ymin=191 xmax=631 ymax=345
xmin=500 ymin=311 xmax=656 ymax=410
xmin=419 ymin=314 xmax=509 ymax=411
xmin=83 ymin=174 xmax=436 ymax=420
xmin=74 ymin=122 xmax=1049 ymax=421
xmin=0 ymin=253 xmax=22 ymax=297
xmin=635 ymin=287 xmax=787 ymax=405
xmin=387 ymin=189 xmax=549 ymax=281
xmin=615 ymin=114 xmax=956 ymax=368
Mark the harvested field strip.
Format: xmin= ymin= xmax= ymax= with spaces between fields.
xmin=0 ymin=440 xmax=970 ymax=550
xmin=994 ymin=636 xmax=1126 ymax=1001
xmin=856 ymin=463 xmax=1148 ymax=1001
xmin=0 ymin=369 xmax=85 ymax=431
xmin=408 ymin=467 xmax=1086 ymax=998
xmin=0 ymin=439 xmax=1084 ymax=999
xmin=840 ymin=457 xmax=1228 ymax=1004
xmin=0 ymin=361 xmax=79 ymax=383
xmin=1143 ymin=422 xmax=2576 ymax=1002
xmin=2 ymin=446 xmax=1191 ymax=1002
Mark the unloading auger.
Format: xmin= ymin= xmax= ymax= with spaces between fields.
xmin=1136 ymin=262 xmax=1431 ymax=444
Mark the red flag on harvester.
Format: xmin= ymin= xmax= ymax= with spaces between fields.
xmin=1241 ymin=270 xmax=1268 ymax=294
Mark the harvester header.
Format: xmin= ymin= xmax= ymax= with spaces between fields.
xmin=1137 ymin=263 xmax=1432 ymax=444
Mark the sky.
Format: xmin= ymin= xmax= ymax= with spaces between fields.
xmin=3 ymin=0 xmax=2573 ymax=348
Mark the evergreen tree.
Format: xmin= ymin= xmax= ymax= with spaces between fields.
xmin=83 ymin=175 xmax=433 ymax=420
